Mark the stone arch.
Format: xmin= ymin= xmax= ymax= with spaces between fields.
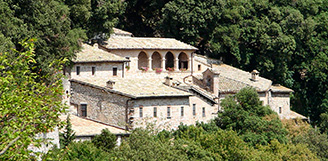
xmin=151 ymin=52 xmax=162 ymax=69
xmin=178 ymin=52 xmax=189 ymax=70
xmin=138 ymin=51 xmax=149 ymax=70
xmin=165 ymin=52 xmax=174 ymax=69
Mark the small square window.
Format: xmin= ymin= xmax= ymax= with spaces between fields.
xmin=193 ymin=104 xmax=196 ymax=116
xmin=153 ymin=107 xmax=157 ymax=117
xmin=113 ymin=67 xmax=117 ymax=76
xmin=202 ymin=107 xmax=205 ymax=117
xmin=81 ymin=104 xmax=87 ymax=117
xmin=139 ymin=107 xmax=143 ymax=118
xmin=76 ymin=66 xmax=80 ymax=75
xmin=92 ymin=67 xmax=96 ymax=75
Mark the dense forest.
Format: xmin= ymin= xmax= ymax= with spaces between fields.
xmin=1 ymin=0 xmax=328 ymax=160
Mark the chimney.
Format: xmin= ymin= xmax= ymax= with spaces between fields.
xmin=213 ymin=73 xmax=220 ymax=97
xmin=164 ymin=76 xmax=173 ymax=86
xmin=251 ymin=70 xmax=259 ymax=81
xmin=93 ymin=42 xmax=98 ymax=48
xmin=106 ymin=80 xmax=115 ymax=89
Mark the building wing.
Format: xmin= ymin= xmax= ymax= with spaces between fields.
xmin=73 ymin=43 xmax=129 ymax=63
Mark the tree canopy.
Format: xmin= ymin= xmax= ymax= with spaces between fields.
xmin=0 ymin=0 xmax=125 ymax=76
xmin=0 ymin=39 xmax=66 ymax=159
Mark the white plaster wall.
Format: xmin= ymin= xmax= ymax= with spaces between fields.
xmin=131 ymin=96 xmax=216 ymax=130
xmin=71 ymin=62 xmax=124 ymax=80
xmin=109 ymin=49 xmax=193 ymax=73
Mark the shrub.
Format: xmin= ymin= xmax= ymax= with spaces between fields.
xmin=92 ymin=129 xmax=117 ymax=152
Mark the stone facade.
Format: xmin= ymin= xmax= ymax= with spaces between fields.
xmin=70 ymin=81 xmax=129 ymax=128
xmin=269 ymin=92 xmax=291 ymax=119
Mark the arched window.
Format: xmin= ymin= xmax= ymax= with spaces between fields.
xmin=151 ymin=52 xmax=161 ymax=69
xmin=138 ymin=52 xmax=148 ymax=70
xmin=178 ymin=52 xmax=188 ymax=70
xmin=165 ymin=52 xmax=174 ymax=70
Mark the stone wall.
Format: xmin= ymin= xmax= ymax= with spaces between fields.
xmin=269 ymin=92 xmax=291 ymax=119
xmin=70 ymin=82 xmax=129 ymax=128
xmin=130 ymin=96 xmax=216 ymax=130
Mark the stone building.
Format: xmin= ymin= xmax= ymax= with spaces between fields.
xmin=63 ymin=28 xmax=305 ymax=131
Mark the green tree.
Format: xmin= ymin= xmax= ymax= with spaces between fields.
xmin=113 ymin=128 xmax=188 ymax=161
xmin=292 ymin=128 xmax=328 ymax=160
xmin=0 ymin=39 xmax=66 ymax=159
xmin=0 ymin=0 xmax=125 ymax=79
xmin=64 ymin=0 xmax=126 ymax=39
xmin=120 ymin=0 xmax=171 ymax=37
xmin=46 ymin=141 xmax=110 ymax=161
xmin=216 ymin=87 xmax=288 ymax=146
xmin=59 ymin=115 xmax=76 ymax=148
xmin=92 ymin=129 xmax=117 ymax=152
xmin=259 ymin=139 xmax=319 ymax=161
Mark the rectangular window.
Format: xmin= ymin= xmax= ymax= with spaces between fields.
xmin=193 ymin=104 xmax=196 ymax=116
xmin=167 ymin=107 xmax=171 ymax=118
xmin=181 ymin=106 xmax=184 ymax=117
xmin=92 ymin=67 xmax=96 ymax=75
xmin=279 ymin=107 xmax=282 ymax=114
xmin=76 ymin=66 xmax=80 ymax=75
xmin=198 ymin=64 xmax=201 ymax=71
xmin=139 ymin=107 xmax=143 ymax=118
xmin=81 ymin=104 xmax=87 ymax=117
xmin=153 ymin=107 xmax=157 ymax=117
xmin=113 ymin=67 xmax=117 ymax=76
xmin=202 ymin=107 xmax=205 ymax=117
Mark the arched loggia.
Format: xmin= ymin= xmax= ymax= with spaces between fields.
xmin=138 ymin=52 xmax=148 ymax=70
xmin=165 ymin=52 xmax=174 ymax=69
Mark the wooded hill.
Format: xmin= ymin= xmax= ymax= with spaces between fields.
xmin=1 ymin=0 xmax=328 ymax=159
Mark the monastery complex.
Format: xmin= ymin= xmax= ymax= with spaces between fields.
xmin=62 ymin=28 xmax=306 ymax=133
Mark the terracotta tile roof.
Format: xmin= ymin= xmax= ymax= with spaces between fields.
xmin=73 ymin=43 xmax=128 ymax=63
xmin=72 ymin=77 xmax=191 ymax=98
xmin=112 ymin=28 xmax=133 ymax=37
xmin=212 ymin=64 xmax=272 ymax=93
xmin=270 ymin=84 xmax=294 ymax=93
xmin=103 ymin=37 xmax=198 ymax=50
xmin=59 ymin=115 xmax=128 ymax=136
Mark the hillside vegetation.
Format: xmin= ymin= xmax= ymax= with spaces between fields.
xmin=1 ymin=0 xmax=328 ymax=159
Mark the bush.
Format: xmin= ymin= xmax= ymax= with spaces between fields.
xmin=217 ymin=87 xmax=288 ymax=146
xmin=45 ymin=141 xmax=110 ymax=161
xmin=92 ymin=129 xmax=117 ymax=152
